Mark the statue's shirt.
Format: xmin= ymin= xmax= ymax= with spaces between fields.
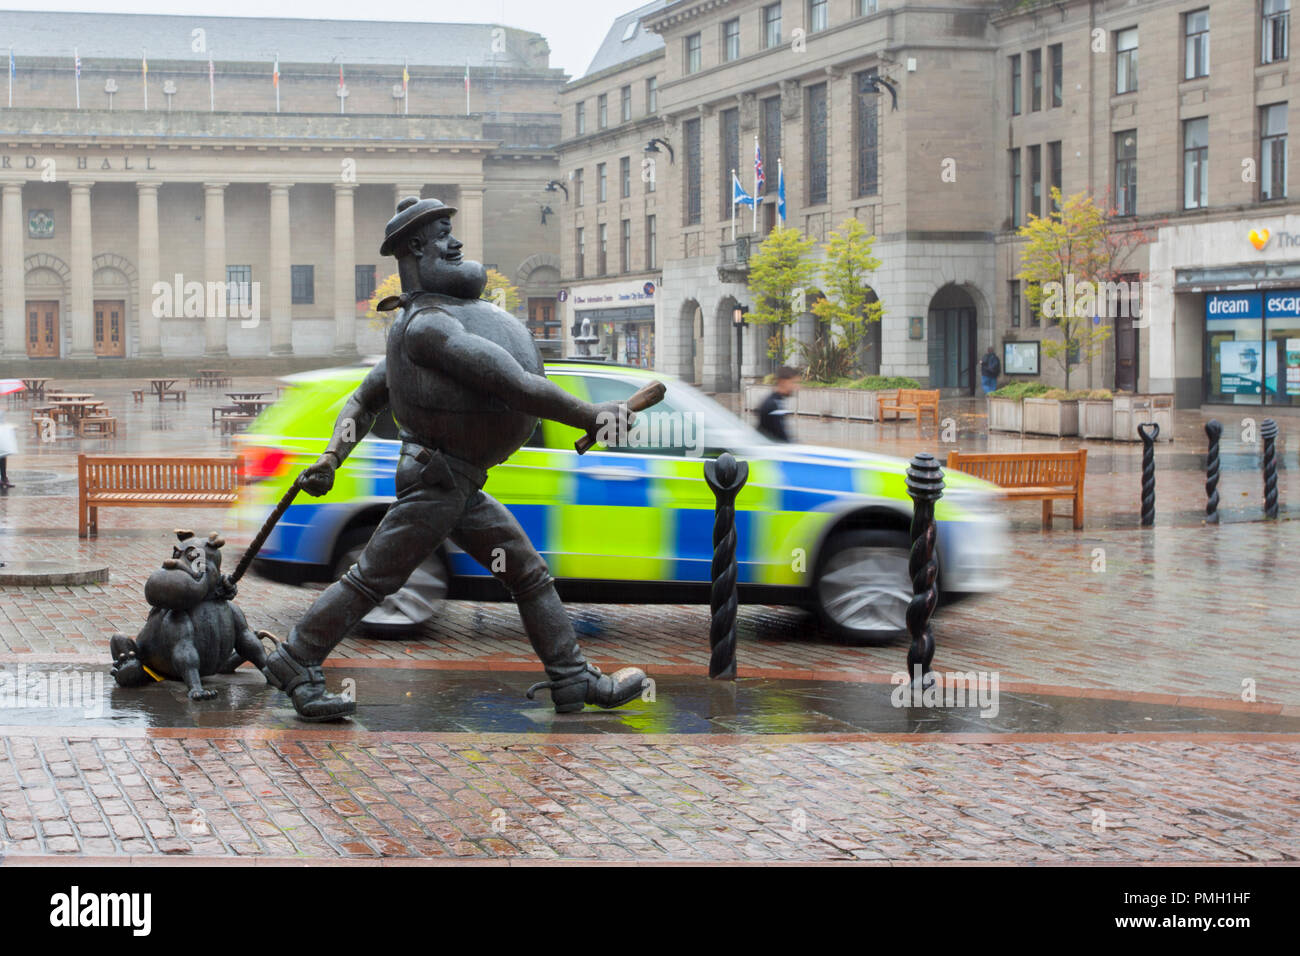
xmin=386 ymin=293 xmax=542 ymax=469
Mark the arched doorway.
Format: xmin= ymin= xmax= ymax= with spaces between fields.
xmin=24 ymin=256 xmax=69 ymax=359
xmin=715 ymin=296 xmax=740 ymax=391
xmin=927 ymin=284 xmax=978 ymax=394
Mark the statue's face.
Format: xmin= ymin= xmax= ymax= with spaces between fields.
xmin=412 ymin=216 xmax=487 ymax=300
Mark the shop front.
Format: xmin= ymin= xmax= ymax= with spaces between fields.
xmin=564 ymin=278 xmax=659 ymax=367
xmin=1203 ymin=290 xmax=1300 ymax=407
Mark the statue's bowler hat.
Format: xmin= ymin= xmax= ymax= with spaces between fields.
xmin=380 ymin=195 xmax=458 ymax=257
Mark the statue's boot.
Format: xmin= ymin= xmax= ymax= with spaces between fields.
xmin=259 ymin=631 xmax=355 ymax=722
xmin=518 ymin=586 xmax=648 ymax=713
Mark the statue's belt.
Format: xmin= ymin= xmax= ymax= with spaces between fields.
xmin=399 ymin=439 xmax=488 ymax=490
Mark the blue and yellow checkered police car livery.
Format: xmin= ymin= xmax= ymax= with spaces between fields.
xmin=232 ymin=361 xmax=1006 ymax=643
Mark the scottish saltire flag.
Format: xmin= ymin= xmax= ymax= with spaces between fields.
xmin=75 ymin=50 xmax=81 ymax=78
xmin=732 ymin=171 xmax=753 ymax=207
xmin=754 ymin=140 xmax=765 ymax=196
xmin=777 ymin=158 xmax=786 ymax=222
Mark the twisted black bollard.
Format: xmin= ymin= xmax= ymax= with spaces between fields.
xmin=1204 ymin=419 xmax=1222 ymax=524
xmin=1138 ymin=421 xmax=1159 ymax=527
xmin=1262 ymin=418 xmax=1279 ymax=519
xmin=703 ymin=452 xmax=748 ymax=680
xmin=905 ymin=453 xmax=944 ymax=690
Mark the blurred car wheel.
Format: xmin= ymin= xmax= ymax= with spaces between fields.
xmin=815 ymin=528 xmax=915 ymax=645
xmin=331 ymin=527 xmax=448 ymax=636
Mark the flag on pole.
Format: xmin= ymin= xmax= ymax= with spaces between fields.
xmin=777 ymin=157 xmax=786 ymax=224
xmin=8 ymin=48 xmax=14 ymax=108
xmin=74 ymin=48 xmax=81 ymax=109
xmin=273 ymin=54 xmax=280 ymax=112
xmin=732 ymin=170 xmax=753 ymax=208
xmin=141 ymin=49 xmax=148 ymax=109
xmin=464 ymin=61 xmax=470 ymax=115
xmin=402 ymin=59 xmax=409 ymax=115
xmin=208 ymin=53 xmax=214 ymax=111
xmin=338 ymin=63 xmax=345 ymax=113
xmin=752 ymin=136 xmax=763 ymax=231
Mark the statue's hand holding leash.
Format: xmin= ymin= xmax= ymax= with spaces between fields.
xmin=299 ymin=452 xmax=339 ymax=498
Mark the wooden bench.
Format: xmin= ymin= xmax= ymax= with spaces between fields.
xmin=77 ymin=455 xmax=242 ymax=538
xmin=161 ymin=389 xmax=187 ymax=403
xmin=878 ymin=388 xmax=940 ymax=431
xmin=219 ymin=414 xmax=256 ymax=435
xmin=132 ymin=388 xmax=145 ymax=403
xmin=946 ymin=449 xmax=1087 ymax=530
xmin=76 ymin=416 xmax=118 ymax=438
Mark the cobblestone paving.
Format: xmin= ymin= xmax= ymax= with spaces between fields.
xmin=1 ymin=733 xmax=1295 ymax=862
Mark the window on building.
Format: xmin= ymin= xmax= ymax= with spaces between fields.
xmin=1010 ymin=54 xmax=1022 ymax=115
xmin=1009 ymin=148 xmax=1022 ymax=227
xmin=1115 ymin=130 xmax=1137 ymax=216
xmin=575 ymin=227 xmax=585 ymax=278
xmin=597 ymin=93 xmax=608 ymax=129
xmin=1028 ymin=144 xmax=1042 ymax=219
xmin=859 ymin=0 xmax=878 ymax=14
xmin=1264 ymin=0 xmax=1290 ymax=63
xmin=573 ymin=167 xmax=584 ymax=206
xmin=1029 ymin=48 xmax=1042 ymax=111
xmin=1116 ymin=28 xmax=1138 ymax=93
xmin=575 ymin=102 xmax=585 ymax=135
xmin=685 ymin=33 xmax=702 ymax=74
xmin=646 ymin=76 xmax=658 ymax=112
xmin=684 ymin=117 xmax=702 ymax=225
xmin=620 ymin=85 xmax=632 ymax=122
xmin=1048 ymin=140 xmax=1062 ymax=212
xmin=809 ymin=0 xmax=828 ymax=33
xmin=1261 ymin=103 xmax=1288 ymax=200
xmin=354 ymin=265 xmax=376 ymax=303
xmin=1049 ymin=43 xmax=1063 ymax=107
xmin=620 ymin=156 xmax=631 ymax=198
xmin=620 ymin=219 xmax=631 ymax=272
xmin=597 ymin=162 xmax=607 ymax=202
xmin=227 ymin=265 xmax=252 ymax=306
xmin=807 ymin=82 xmax=828 ymax=205
xmin=721 ymin=107 xmax=740 ymax=217
xmin=761 ymin=95 xmax=782 ymax=199
xmin=856 ymin=69 xmax=880 ymax=196
xmin=723 ymin=18 xmax=740 ymax=61
xmin=646 ymin=214 xmax=657 ymax=269
xmin=1183 ymin=117 xmax=1209 ymax=208
xmin=1010 ymin=281 xmax=1021 ymax=328
xmin=1185 ymin=9 xmax=1210 ymax=79
xmin=597 ymin=223 xmax=608 ymax=275
xmin=762 ymin=3 xmax=782 ymax=49
xmin=290 ymin=265 xmax=314 ymax=305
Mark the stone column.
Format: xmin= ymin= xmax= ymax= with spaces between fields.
xmin=456 ymin=183 xmax=485 ymax=262
xmin=333 ymin=182 xmax=358 ymax=357
xmin=203 ymin=182 xmax=229 ymax=357
xmin=136 ymin=182 xmax=162 ymax=358
xmin=393 ymin=183 xmax=423 ymax=209
xmin=268 ymin=183 xmax=293 ymax=355
xmin=68 ymin=181 xmax=95 ymax=358
xmin=1 ymin=184 xmax=24 ymax=358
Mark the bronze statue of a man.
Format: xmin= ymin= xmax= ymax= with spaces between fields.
xmin=262 ymin=196 xmax=650 ymax=721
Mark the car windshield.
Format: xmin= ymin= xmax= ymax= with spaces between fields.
xmin=579 ymin=371 xmax=772 ymax=457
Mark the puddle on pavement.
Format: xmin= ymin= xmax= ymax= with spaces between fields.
xmin=1 ymin=661 xmax=1296 ymax=736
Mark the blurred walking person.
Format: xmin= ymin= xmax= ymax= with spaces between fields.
xmin=980 ymin=346 xmax=1001 ymax=395
xmin=756 ymin=366 xmax=801 ymax=443
xmin=0 ymin=408 xmax=15 ymax=488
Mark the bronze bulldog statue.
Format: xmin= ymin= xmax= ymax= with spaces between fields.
xmin=109 ymin=530 xmax=271 ymax=700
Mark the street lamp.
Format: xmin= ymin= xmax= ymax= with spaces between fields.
xmin=732 ymin=305 xmax=749 ymax=393
xmin=544 ymin=179 xmax=569 ymax=200
xmin=644 ymin=137 xmax=675 ymax=163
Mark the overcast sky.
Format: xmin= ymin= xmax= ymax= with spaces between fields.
xmin=8 ymin=0 xmax=625 ymax=78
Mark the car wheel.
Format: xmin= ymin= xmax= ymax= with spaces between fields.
xmin=331 ymin=527 xmax=449 ymax=636
xmin=815 ymin=528 xmax=919 ymax=646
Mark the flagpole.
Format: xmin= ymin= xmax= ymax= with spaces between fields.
xmin=403 ymin=58 xmax=409 ymax=115
xmin=142 ymin=48 xmax=147 ymax=110
xmin=752 ymin=136 xmax=759 ymax=233
xmin=465 ymin=61 xmax=470 ymax=116
xmin=8 ymin=48 xmax=12 ymax=108
xmin=778 ymin=157 xmax=784 ymax=225
xmin=274 ymin=53 xmax=280 ymax=113
xmin=731 ymin=168 xmax=737 ymax=242
xmin=209 ymin=53 xmax=214 ymax=112
xmin=74 ymin=48 xmax=80 ymax=109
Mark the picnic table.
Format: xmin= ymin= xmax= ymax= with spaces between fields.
xmin=50 ymin=398 xmax=106 ymax=422
xmin=193 ymin=369 xmax=231 ymax=387
xmin=225 ymin=391 xmax=271 ymax=413
xmin=20 ymin=378 xmax=50 ymax=402
xmin=149 ymin=378 xmax=177 ymax=401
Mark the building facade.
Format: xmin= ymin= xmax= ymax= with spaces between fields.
xmin=556 ymin=0 xmax=1300 ymax=409
xmin=0 ymin=11 xmax=565 ymax=365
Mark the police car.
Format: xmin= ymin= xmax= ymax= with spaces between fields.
xmin=232 ymin=361 xmax=1006 ymax=643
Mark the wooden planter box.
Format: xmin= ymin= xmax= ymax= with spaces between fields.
xmin=987 ymin=397 xmax=1025 ymax=433
xmin=1023 ymin=398 xmax=1080 ymax=437
xmin=1077 ymin=400 xmax=1114 ymax=439
xmin=1113 ymin=393 xmax=1173 ymax=442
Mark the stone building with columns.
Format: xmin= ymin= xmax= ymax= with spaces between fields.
xmin=0 ymin=11 xmax=565 ymax=369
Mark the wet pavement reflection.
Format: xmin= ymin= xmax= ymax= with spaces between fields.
xmin=4 ymin=661 xmax=1296 ymax=736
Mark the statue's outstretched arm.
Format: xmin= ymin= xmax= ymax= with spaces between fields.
xmin=322 ymin=359 xmax=390 ymax=467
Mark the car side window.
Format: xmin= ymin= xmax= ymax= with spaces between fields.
xmin=583 ymin=375 xmax=689 ymax=456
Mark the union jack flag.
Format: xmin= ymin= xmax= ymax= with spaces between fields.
xmin=754 ymin=139 xmax=765 ymax=196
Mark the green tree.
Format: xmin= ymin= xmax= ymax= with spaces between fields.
xmin=482 ymin=267 xmax=521 ymax=315
xmin=746 ymin=225 xmax=819 ymax=363
xmin=809 ymin=218 xmax=884 ymax=381
xmin=364 ymin=272 xmax=402 ymax=334
xmin=1016 ymin=187 xmax=1147 ymax=389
